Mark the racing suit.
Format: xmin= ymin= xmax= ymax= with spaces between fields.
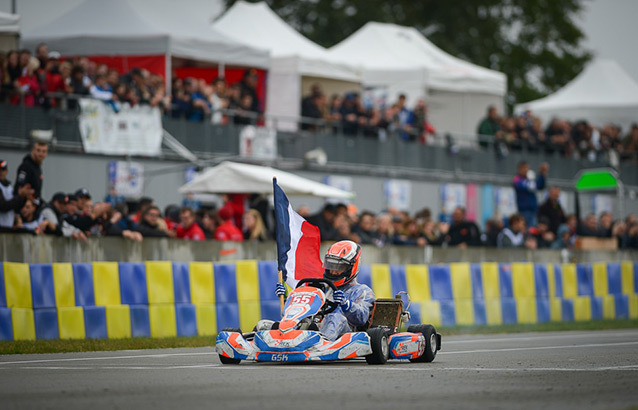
xmin=321 ymin=280 xmax=375 ymax=341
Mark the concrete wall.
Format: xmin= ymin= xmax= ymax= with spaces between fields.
xmin=1 ymin=234 xmax=636 ymax=265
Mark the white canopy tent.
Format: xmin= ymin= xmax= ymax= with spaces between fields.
xmin=328 ymin=22 xmax=507 ymax=135
xmin=0 ymin=11 xmax=20 ymax=52
xmin=21 ymin=0 xmax=269 ymax=86
xmin=212 ymin=1 xmax=361 ymax=130
xmin=515 ymin=59 xmax=638 ymax=133
xmin=179 ymin=161 xmax=354 ymax=199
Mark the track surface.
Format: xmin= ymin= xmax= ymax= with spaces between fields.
xmin=1 ymin=329 xmax=638 ymax=410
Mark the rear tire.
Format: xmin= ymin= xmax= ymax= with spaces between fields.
xmin=218 ymin=328 xmax=242 ymax=365
xmin=407 ymin=324 xmax=437 ymax=363
xmin=365 ymin=327 xmax=390 ymax=365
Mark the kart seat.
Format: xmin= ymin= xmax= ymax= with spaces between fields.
xmin=357 ymin=296 xmax=404 ymax=332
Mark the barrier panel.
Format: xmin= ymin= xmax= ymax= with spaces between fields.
xmin=1 ymin=260 xmax=637 ymax=341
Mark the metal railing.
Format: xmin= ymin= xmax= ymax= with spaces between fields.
xmin=1 ymin=95 xmax=637 ymax=188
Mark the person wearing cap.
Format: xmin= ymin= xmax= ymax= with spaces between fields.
xmin=0 ymin=160 xmax=35 ymax=230
xmin=38 ymin=192 xmax=86 ymax=241
xmin=15 ymin=141 xmax=48 ymax=207
xmin=214 ymin=205 xmax=243 ymax=241
xmin=65 ymin=189 xmax=111 ymax=233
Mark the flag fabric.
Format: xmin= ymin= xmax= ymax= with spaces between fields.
xmin=273 ymin=178 xmax=324 ymax=288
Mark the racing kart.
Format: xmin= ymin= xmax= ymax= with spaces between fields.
xmin=215 ymin=278 xmax=441 ymax=365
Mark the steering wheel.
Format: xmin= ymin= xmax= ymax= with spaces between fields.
xmin=296 ymin=278 xmax=339 ymax=314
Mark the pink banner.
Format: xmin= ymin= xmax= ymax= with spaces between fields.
xmin=466 ymin=184 xmax=478 ymax=223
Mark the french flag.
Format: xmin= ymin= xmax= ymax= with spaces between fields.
xmin=273 ymin=178 xmax=323 ymax=288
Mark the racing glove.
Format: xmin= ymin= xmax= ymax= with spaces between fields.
xmin=333 ymin=290 xmax=351 ymax=312
xmin=275 ymin=283 xmax=286 ymax=297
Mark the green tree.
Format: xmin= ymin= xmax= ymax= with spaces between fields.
xmin=224 ymin=0 xmax=591 ymax=110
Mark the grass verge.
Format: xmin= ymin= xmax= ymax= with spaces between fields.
xmin=1 ymin=319 xmax=637 ymax=355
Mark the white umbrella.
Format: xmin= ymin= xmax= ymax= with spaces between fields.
xmin=178 ymin=161 xmax=354 ymax=199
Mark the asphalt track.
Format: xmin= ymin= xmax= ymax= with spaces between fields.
xmin=1 ymin=329 xmax=637 ymax=410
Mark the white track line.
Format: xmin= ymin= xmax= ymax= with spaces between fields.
xmin=440 ymin=341 xmax=638 ymax=354
xmin=444 ymin=330 xmax=638 ymax=344
xmin=0 ymin=351 xmax=217 ymax=366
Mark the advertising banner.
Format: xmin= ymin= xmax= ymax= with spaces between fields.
xmin=79 ymin=99 xmax=163 ymax=156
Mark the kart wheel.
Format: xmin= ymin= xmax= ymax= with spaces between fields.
xmin=407 ymin=324 xmax=437 ymax=363
xmin=219 ymin=328 xmax=242 ymax=365
xmin=365 ymin=327 xmax=390 ymax=365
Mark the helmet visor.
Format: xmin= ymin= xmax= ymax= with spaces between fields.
xmin=323 ymin=256 xmax=351 ymax=274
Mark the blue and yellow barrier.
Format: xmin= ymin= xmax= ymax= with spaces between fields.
xmin=0 ymin=260 xmax=637 ymax=341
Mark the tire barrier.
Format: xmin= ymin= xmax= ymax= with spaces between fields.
xmin=1 ymin=260 xmax=637 ymax=341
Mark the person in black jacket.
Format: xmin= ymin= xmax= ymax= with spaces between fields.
xmin=135 ymin=206 xmax=169 ymax=237
xmin=306 ymin=203 xmax=337 ymax=242
xmin=0 ymin=159 xmax=34 ymax=230
xmin=440 ymin=207 xmax=482 ymax=247
xmin=14 ymin=142 xmax=48 ymax=208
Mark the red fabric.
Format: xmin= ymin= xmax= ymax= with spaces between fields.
xmin=227 ymin=194 xmax=246 ymax=231
xmin=174 ymin=67 xmax=267 ymax=113
xmin=45 ymin=72 xmax=66 ymax=107
xmin=214 ymin=220 xmax=244 ymax=242
xmin=295 ymin=221 xmax=324 ymax=281
xmin=176 ymin=222 xmax=205 ymax=241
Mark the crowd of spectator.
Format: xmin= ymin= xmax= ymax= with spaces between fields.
xmin=1 ymin=142 xmax=637 ymax=249
xmin=2 ymin=44 xmax=637 ymax=166
xmin=0 ymin=43 xmax=261 ymax=125
xmin=300 ymin=84 xmax=438 ymax=143
xmin=477 ymin=105 xmax=638 ymax=165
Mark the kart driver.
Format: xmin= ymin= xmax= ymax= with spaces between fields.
xmin=276 ymin=240 xmax=376 ymax=341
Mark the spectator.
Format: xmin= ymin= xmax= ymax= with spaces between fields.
xmin=476 ymin=105 xmax=502 ymax=147
xmin=39 ymin=192 xmax=86 ymax=241
xmin=214 ymin=205 xmax=243 ymax=241
xmin=482 ymin=217 xmax=504 ymax=247
xmin=201 ymin=209 xmax=219 ymax=239
xmin=620 ymin=124 xmax=638 ymax=162
xmin=135 ymin=206 xmax=168 ymax=237
xmin=439 ymin=207 xmax=482 ymax=247
xmin=393 ymin=217 xmax=426 ymax=246
xmin=131 ymin=197 xmax=154 ymax=224
xmin=16 ymin=198 xmax=42 ymax=233
xmin=306 ymin=203 xmax=337 ymax=241
xmin=209 ymin=78 xmax=228 ymax=124
xmin=176 ymin=206 xmax=205 ymax=241
xmin=551 ymin=224 xmax=574 ymax=249
xmin=185 ymin=78 xmax=211 ymax=122
xmin=239 ymin=69 xmax=260 ymax=113
xmin=497 ymin=213 xmax=533 ymax=248
xmin=513 ymin=161 xmax=548 ymax=227
xmin=11 ymin=56 xmax=40 ymax=106
xmin=14 ymin=141 xmax=48 ymax=207
xmin=89 ymin=73 xmax=117 ymax=111
xmin=242 ymin=209 xmax=269 ymax=241
xmin=233 ymin=93 xmax=256 ymax=125
xmin=352 ymin=211 xmax=378 ymax=245
xmin=598 ymin=212 xmax=614 ymax=237
xmin=69 ymin=64 xmax=89 ymax=96
xmin=578 ymin=213 xmax=599 ymax=237
xmin=301 ymin=84 xmax=325 ymax=130
xmin=395 ymin=94 xmax=414 ymax=141
xmin=412 ymin=99 xmax=436 ymax=144
xmin=537 ymin=186 xmax=566 ymax=235
xmin=129 ymin=67 xmax=151 ymax=105
xmin=0 ymin=159 xmax=34 ymax=231
xmin=529 ymin=216 xmax=555 ymax=248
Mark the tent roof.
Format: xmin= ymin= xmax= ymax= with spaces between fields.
xmin=516 ymin=59 xmax=638 ymax=111
xmin=515 ymin=60 xmax=638 ymax=131
xmin=328 ymin=22 xmax=506 ymax=95
xmin=21 ymin=0 xmax=269 ymax=68
xmin=0 ymin=11 xmax=20 ymax=33
xmin=211 ymin=1 xmax=359 ymax=81
xmin=179 ymin=161 xmax=355 ymax=199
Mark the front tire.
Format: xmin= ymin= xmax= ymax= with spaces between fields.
xmin=218 ymin=328 xmax=242 ymax=365
xmin=365 ymin=327 xmax=390 ymax=365
xmin=407 ymin=324 xmax=438 ymax=363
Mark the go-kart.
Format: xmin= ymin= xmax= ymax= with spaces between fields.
xmin=215 ymin=278 xmax=441 ymax=365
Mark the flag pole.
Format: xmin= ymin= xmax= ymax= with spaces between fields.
xmin=278 ymin=270 xmax=285 ymax=317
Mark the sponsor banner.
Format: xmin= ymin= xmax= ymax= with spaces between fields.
xmin=78 ymin=99 xmax=163 ymax=156
xmin=466 ymin=184 xmax=478 ymax=223
xmin=239 ymin=126 xmax=277 ymax=160
xmin=440 ymin=183 xmax=466 ymax=222
xmin=384 ymin=179 xmax=411 ymax=211
xmin=108 ymin=161 xmax=144 ymax=198
xmin=592 ymin=194 xmax=614 ymax=217
xmin=494 ymin=187 xmax=517 ymax=221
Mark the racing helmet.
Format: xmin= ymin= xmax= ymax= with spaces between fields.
xmin=323 ymin=240 xmax=361 ymax=287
